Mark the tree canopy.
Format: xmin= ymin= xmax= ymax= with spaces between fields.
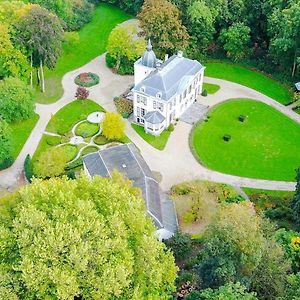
xmin=102 ymin=112 xmax=126 ymax=141
xmin=0 ymin=176 xmax=177 ymax=299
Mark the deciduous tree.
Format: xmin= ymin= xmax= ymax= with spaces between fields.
xmin=75 ymin=86 xmax=89 ymax=100
xmin=102 ymin=112 xmax=126 ymax=141
xmin=33 ymin=147 xmax=68 ymax=178
xmin=219 ymin=22 xmax=251 ymax=61
xmin=15 ymin=6 xmax=64 ymax=92
xmin=138 ymin=0 xmax=189 ymax=56
xmin=0 ymin=120 xmax=12 ymax=164
xmin=0 ymin=77 xmax=34 ymax=123
xmin=0 ymin=175 xmax=177 ymax=299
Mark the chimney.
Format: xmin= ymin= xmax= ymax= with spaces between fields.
xmin=165 ymin=54 xmax=169 ymax=62
xmin=177 ymin=51 xmax=183 ymax=58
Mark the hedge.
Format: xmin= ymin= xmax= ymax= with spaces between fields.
xmin=24 ymin=154 xmax=34 ymax=183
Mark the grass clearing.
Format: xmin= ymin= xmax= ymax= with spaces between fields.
xmin=10 ymin=114 xmax=39 ymax=159
xmin=46 ymin=100 xmax=104 ymax=135
xmin=36 ymin=4 xmax=131 ymax=104
xmin=203 ymin=82 xmax=220 ymax=94
xmin=81 ymin=146 xmax=99 ymax=156
xmin=205 ymin=62 xmax=292 ymax=105
xmin=75 ymin=121 xmax=99 ymax=138
xmin=132 ymin=124 xmax=171 ymax=150
xmin=191 ymin=99 xmax=300 ymax=181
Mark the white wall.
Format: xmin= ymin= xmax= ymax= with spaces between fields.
xmin=134 ymin=60 xmax=155 ymax=86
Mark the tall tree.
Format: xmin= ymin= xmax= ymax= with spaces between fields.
xmin=15 ymin=6 xmax=64 ymax=92
xmin=268 ymin=1 xmax=300 ymax=77
xmin=219 ymin=22 xmax=251 ymax=61
xmin=0 ymin=176 xmax=177 ymax=299
xmin=138 ymin=0 xmax=189 ymax=56
xmin=292 ymin=167 xmax=300 ymax=230
xmin=0 ymin=77 xmax=35 ymax=123
xmin=102 ymin=112 xmax=126 ymax=141
xmin=0 ymin=24 xmax=29 ymax=80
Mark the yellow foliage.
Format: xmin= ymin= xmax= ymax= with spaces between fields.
xmin=102 ymin=112 xmax=126 ymax=141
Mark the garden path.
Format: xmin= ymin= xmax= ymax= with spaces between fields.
xmin=0 ymin=41 xmax=298 ymax=192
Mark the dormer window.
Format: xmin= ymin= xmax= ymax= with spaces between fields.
xmin=156 ymin=92 xmax=162 ymax=99
xmin=140 ymin=86 xmax=145 ymax=93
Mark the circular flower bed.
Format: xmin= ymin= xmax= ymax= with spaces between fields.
xmin=75 ymin=121 xmax=99 ymax=138
xmin=74 ymin=72 xmax=100 ymax=87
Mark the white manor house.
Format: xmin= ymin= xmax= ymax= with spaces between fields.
xmin=131 ymin=40 xmax=205 ymax=136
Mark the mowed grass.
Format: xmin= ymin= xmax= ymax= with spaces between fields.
xmin=203 ymin=82 xmax=220 ymax=94
xmin=46 ymin=99 xmax=104 ymax=135
xmin=191 ymin=99 xmax=300 ymax=181
xmin=132 ymin=124 xmax=171 ymax=150
xmin=205 ymin=62 xmax=292 ymax=105
xmin=36 ymin=4 xmax=131 ymax=104
xmin=10 ymin=113 xmax=39 ymax=159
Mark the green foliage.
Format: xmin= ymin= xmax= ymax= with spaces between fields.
xmin=114 ymin=97 xmax=133 ymax=116
xmin=24 ymin=154 xmax=34 ymax=182
xmin=200 ymin=282 xmax=258 ymax=300
xmin=280 ymin=272 xmax=300 ymax=300
xmin=0 ymin=23 xmax=30 ymax=80
xmin=201 ymin=89 xmax=208 ymax=96
xmin=165 ymin=231 xmax=192 ymax=260
xmin=0 ymin=77 xmax=34 ymax=123
xmin=138 ymin=0 xmax=189 ymax=56
xmin=63 ymin=31 xmax=80 ymax=47
xmin=0 ymin=157 xmax=14 ymax=171
xmin=219 ymin=22 xmax=251 ymax=61
xmin=81 ymin=146 xmax=98 ymax=156
xmin=102 ymin=112 xmax=126 ymax=141
xmin=33 ymin=146 xmax=69 ymax=178
xmin=75 ymin=121 xmax=99 ymax=138
xmin=0 ymin=176 xmax=177 ymax=299
xmin=168 ymin=124 xmax=175 ymax=132
xmin=64 ymin=157 xmax=83 ymax=171
xmin=106 ymin=24 xmax=145 ymax=74
xmin=203 ymin=83 xmax=220 ymax=94
xmin=94 ymin=135 xmax=110 ymax=145
xmin=0 ymin=120 xmax=12 ymax=165
xmin=100 ymin=0 xmax=143 ymax=14
xmin=292 ymin=167 xmax=300 ymax=230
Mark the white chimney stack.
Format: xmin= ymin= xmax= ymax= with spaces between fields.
xmin=177 ymin=51 xmax=183 ymax=58
xmin=165 ymin=54 xmax=169 ymax=61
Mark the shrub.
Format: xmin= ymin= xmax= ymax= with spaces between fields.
xmin=225 ymin=195 xmax=245 ymax=203
xmin=114 ymin=97 xmax=133 ymax=116
xmin=168 ymin=124 xmax=175 ymax=132
xmin=63 ymin=31 xmax=80 ymax=47
xmin=75 ymin=86 xmax=89 ymax=100
xmin=264 ymin=207 xmax=291 ymax=220
xmin=105 ymin=53 xmax=117 ymax=68
xmin=46 ymin=136 xmax=61 ymax=146
xmin=223 ymin=134 xmax=231 ymax=141
xmin=238 ymin=115 xmax=247 ymax=122
xmin=201 ymin=89 xmax=208 ymax=97
xmin=164 ymin=231 xmax=192 ymax=260
xmin=75 ymin=122 xmax=99 ymax=138
xmin=24 ymin=154 xmax=33 ymax=183
xmin=74 ymin=72 xmax=99 ymax=87
xmin=0 ymin=157 xmax=14 ymax=171
xmin=0 ymin=120 xmax=12 ymax=164
xmin=66 ymin=170 xmax=76 ymax=179
xmin=65 ymin=158 xmax=83 ymax=171
xmin=94 ymin=135 xmax=109 ymax=145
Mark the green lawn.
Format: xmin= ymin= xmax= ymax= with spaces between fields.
xmin=132 ymin=124 xmax=171 ymax=150
xmin=46 ymin=99 xmax=104 ymax=135
xmin=243 ymin=188 xmax=294 ymax=198
xmin=205 ymin=62 xmax=292 ymax=105
xmin=191 ymin=99 xmax=300 ymax=181
xmin=36 ymin=4 xmax=131 ymax=104
xmin=203 ymin=82 xmax=220 ymax=94
xmin=10 ymin=114 xmax=39 ymax=159
xmin=75 ymin=121 xmax=99 ymax=137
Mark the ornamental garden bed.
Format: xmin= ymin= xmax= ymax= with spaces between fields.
xmin=75 ymin=72 xmax=100 ymax=87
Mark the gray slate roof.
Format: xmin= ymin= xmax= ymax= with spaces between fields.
xmin=133 ymin=54 xmax=204 ymax=101
xmin=144 ymin=111 xmax=165 ymax=124
xmin=82 ymin=144 xmax=169 ymax=229
xmin=141 ymin=39 xmax=157 ymax=68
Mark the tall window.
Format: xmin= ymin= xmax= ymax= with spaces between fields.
xmin=153 ymin=101 xmax=156 ymax=109
xmin=137 ymin=95 xmax=140 ymax=103
xmin=141 ymin=108 xmax=146 ymax=117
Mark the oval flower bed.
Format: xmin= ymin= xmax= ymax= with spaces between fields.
xmin=75 ymin=121 xmax=99 ymax=138
xmin=74 ymin=72 xmax=100 ymax=87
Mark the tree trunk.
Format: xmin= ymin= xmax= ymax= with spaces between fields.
xmin=36 ymin=68 xmax=40 ymax=86
xmin=40 ymin=60 xmax=45 ymax=93
xmin=30 ymin=54 xmax=33 ymax=87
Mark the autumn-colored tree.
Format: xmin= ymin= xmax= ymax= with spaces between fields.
xmin=102 ymin=112 xmax=126 ymax=141
xmin=138 ymin=0 xmax=189 ymax=56
xmin=75 ymin=86 xmax=89 ymax=100
xmin=0 ymin=175 xmax=177 ymax=299
xmin=33 ymin=147 xmax=68 ymax=178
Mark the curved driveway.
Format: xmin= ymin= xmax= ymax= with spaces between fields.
xmin=0 ymin=53 xmax=298 ymax=192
